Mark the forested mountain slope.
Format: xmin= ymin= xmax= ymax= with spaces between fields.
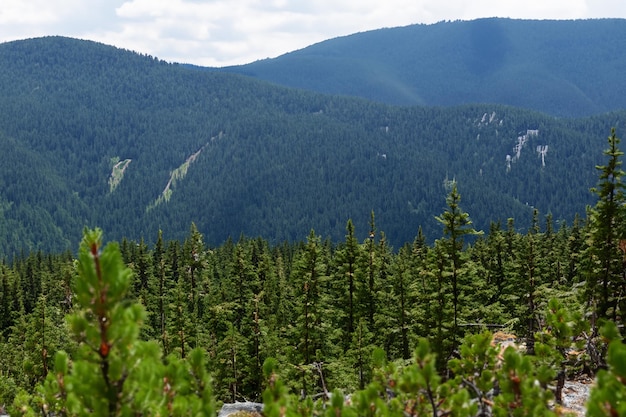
xmin=0 ymin=36 xmax=623 ymax=254
xmin=218 ymin=18 xmax=626 ymax=117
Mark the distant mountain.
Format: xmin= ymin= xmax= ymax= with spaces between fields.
xmin=216 ymin=18 xmax=626 ymax=117
xmin=0 ymin=36 xmax=623 ymax=254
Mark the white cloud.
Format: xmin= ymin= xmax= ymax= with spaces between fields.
xmin=0 ymin=2 xmax=57 ymax=25
xmin=0 ymin=0 xmax=625 ymax=66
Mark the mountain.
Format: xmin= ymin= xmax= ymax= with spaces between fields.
xmin=0 ymin=36 xmax=623 ymax=254
xmin=217 ymin=18 xmax=626 ymax=117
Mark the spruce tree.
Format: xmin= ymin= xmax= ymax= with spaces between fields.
xmin=584 ymin=128 xmax=626 ymax=326
xmin=292 ymin=230 xmax=329 ymax=397
xmin=518 ymin=209 xmax=542 ymax=355
xmin=331 ymin=219 xmax=362 ymax=351
xmin=387 ymin=244 xmax=414 ymax=359
xmin=146 ymin=230 xmax=171 ymax=353
xmin=434 ymin=182 xmax=481 ymax=348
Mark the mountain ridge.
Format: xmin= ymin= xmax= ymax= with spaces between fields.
xmin=216 ymin=18 xmax=626 ymax=117
xmin=0 ymin=35 xmax=623 ymax=254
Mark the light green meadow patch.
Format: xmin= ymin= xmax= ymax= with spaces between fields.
xmin=147 ymin=146 xmax=205 ymax=211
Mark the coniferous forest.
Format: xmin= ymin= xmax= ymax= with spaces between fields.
xmin=2 ymin=129 xmax=626 ymax=416
xmin=4 ymin=19 xmax=626 ymax=416
xmin=221 ymin=18 xmax=626 ymax=117
xmin=1 ymin=35 xmax=626 ymax=256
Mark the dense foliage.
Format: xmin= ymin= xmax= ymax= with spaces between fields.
xmin=220 ymin=18 xmax=626 ymax=117
xmin=1 ymin=36 xmax=625 ymax=255
xmin=3 ymin=128 xmax=626 ymax=415
xmin=4 ymin=23 xmax=626 ymax=416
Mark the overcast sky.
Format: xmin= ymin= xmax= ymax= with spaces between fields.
xmin=1 ymin=0 xmax=625 ymax=67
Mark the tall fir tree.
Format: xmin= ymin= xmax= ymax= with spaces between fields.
xmin=434 ymin=182 xmax=481 ymax=348
xmin=584 ymin=128 xmax=626 ymax=327
xmin=331 ymin=219 xmax=362 ymax=351
xmin=292 ymin=230 xmax=329 ymax=396
xmin=358 ymin=211 xmax=379 ymax=333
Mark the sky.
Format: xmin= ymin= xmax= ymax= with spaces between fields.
xmin=1 ymin=0 xmax=625 ymax=67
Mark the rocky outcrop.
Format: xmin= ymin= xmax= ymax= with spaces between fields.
xmin=218 ymin=402 xmax=263 ymax=417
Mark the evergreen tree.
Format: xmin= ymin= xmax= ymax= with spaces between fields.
xmin=331 ymin=219 xmax=362 ymax=351
xmin=231 ymin=237 xmax=259 ymax=332
xmin=292 ymin=230 xmax=329 ymax=396
xmin=215 ymin=322 xmax=247 ymax=402
xmin=434 ymin=182 xmax=481 ymax=348
xmin=584 ymin=128 xmax=626 ymax=327
xmin=347 ymin=318 xmax=375 ymax=390
xmin=18 ymin=228 xmax=214 ymax=416
xmin=407 ymin=228 xmax=433 ymax=342
xmin=181 ymin=223 xmax=208 ymax=343
xmin=129 ymin=238 xmax=150 ymax=301
xmin=483 ymin=221 xmax=509 ymax=304
xmin=357 ymin=212 xmax=379 ymax=333
xmin=0 ymin=264 xmax=19 ymax=336
xmin=373 ymin=231 xmax=392 ymax=335
xmin=518 ymin=209 xmax=543 ymax=355
xmin=425 ymin=240 xmax=454 ymax=370
xmin=387 ymin=243 xmax=414 ymax=360
xmin=567 ymin=214 xmax=586 ymax=284
xmin=146 ymin=230 xmax=170 ymax=352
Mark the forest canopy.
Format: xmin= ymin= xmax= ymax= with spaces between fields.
xmin=2 ymin=129 xmax=626 ymax=415
xmin=0 ymin=36 xmax=625 ymax=255
xmin=3 ymin=29 xmax=626 ymax=415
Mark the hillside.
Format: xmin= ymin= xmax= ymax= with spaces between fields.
xmin=217 ymin=18 xmax=626 ymax=117
xmin=0 ymin=36 xmax=623 ymax=254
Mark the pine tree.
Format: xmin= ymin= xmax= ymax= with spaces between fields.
xmin=16 ymin=228 xmax=214 ymax=416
